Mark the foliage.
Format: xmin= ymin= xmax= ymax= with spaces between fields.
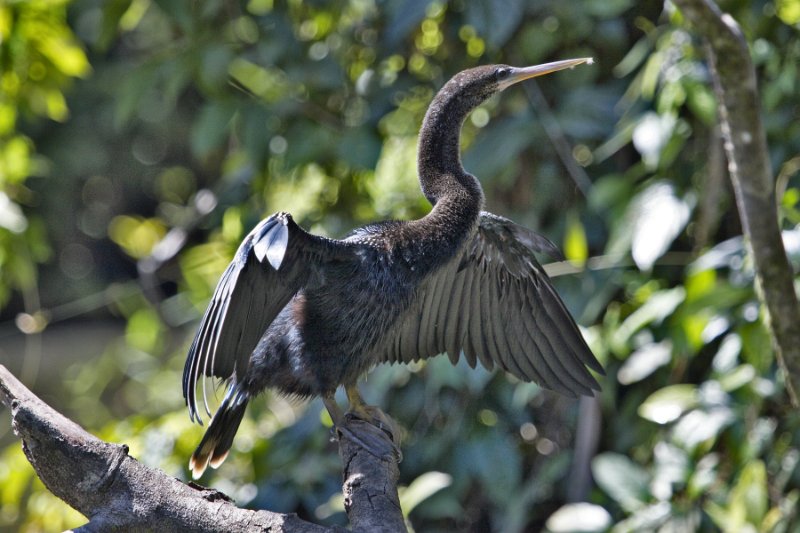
xmin=1 ymin=0 xmax=799 ymax=531
xmin=0 ymin=0 xmax=89 ymax=308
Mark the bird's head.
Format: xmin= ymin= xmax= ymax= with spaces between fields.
xmin=442 ymin=58 xmax=593 ymax=109
xmin=418 ymin=57 xmax=594 ymax=199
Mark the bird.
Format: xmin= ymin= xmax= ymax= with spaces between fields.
xmin=183 ymin=58 xmax=603 ymax=479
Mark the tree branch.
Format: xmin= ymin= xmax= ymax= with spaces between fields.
xmin=0 ymin=364 xmax=406 ymax=532
xmin=672 ymin=0 xmax=800 ymax=406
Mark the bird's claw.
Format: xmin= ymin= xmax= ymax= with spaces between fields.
xmin=331 ymin=407 xmax=403 ymax=463
xmin=324 ymin=390 xmax=402 ymax=461
xmin=345 ymin=407 xmax=401 ymax=445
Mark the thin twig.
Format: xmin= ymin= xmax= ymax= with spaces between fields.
xmin=521 ymin=80 xmax=593 ymax=196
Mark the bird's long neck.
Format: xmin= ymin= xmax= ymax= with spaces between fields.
xmin=417 ymin=84 xmax=485 ymax=216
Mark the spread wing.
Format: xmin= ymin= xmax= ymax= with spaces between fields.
xmin=376 ymin=212 xmax=603 ymax=397
xmin=182 ymin=212 xmax=354 ymax=424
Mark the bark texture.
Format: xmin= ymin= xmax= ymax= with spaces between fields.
xmin=673 ymin=0 xmax=800 ymax=405
xmin=0 ymin=364 xmax=407 ymax=532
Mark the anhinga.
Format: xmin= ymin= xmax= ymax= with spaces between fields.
xmin=183 ymin=58 xmax=602 ymax=479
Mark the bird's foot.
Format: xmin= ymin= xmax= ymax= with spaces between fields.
xmin=323 ymin=390 xmax=403 ymax=462
xmin=345 ymin=404 xmax=402 ymax=448
xmin=337 ymin=409 xmax=403 ymax=463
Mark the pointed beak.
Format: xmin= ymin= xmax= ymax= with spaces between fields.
xmin=498 ymin=57 xmax=593 ymax=91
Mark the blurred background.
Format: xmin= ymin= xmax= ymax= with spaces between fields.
xmin=1 ymin=0 xmax=800 ymax=531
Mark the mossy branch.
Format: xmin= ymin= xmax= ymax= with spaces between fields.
xmin=673 ymin=0 xmax=800 ymax=406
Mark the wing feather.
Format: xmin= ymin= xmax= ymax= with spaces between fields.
xmin=524 ymin=282 xmax=599 ymax=392
xmin=433 ymin=263 xmax=454 ymax=357
xmin=373 ymin=212 xmax=602 ymax=397
xmin=518 ymin=284 xmax=582 ymax=395
xmin=467 ymin=265 xmax=494 ymax=371
xmin=504 ymin=278 xmax=554 ymax=388
xmin=399 ymin=292 xmax=423 ymax=363
xmin=456 ymin=268 xmax=479 ymax=368
xmin=416 ymin=279 xmax=435 ymax=359
xmin=445 ymin=267 xmax=469 ymax=364
xmin=488 ymin=270 xmax=529 ymax=379
xmin=183 ymin=212 xmax=354 ymax=424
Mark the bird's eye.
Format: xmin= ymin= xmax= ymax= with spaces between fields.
xmin=496 ymin=67 xmax=512 ymax=80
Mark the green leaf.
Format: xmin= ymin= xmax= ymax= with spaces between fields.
xmin=705 ymin=500 xmax=737 ymax=532
xmin=190 ymin=103 xmax=235 ymax=157
xmin=762 ymin=490 xmax=800 ymax=532
xmin=628 ymin=181 xmax=691 ymax=271
xmin=113 ymin=65 xmax=157 ymax=128
xmin=651 ymin=443 xmax=689 ymax=500
xmin=462 ymin=431 xmax=522 ymax=505
xmin=398 ymin=471 xmax=452 ymax=517
xmin=97 ymin=0 xmax=133 ymax=50
xmin=716 ymin=365 xmax=755 ymax=392
xmin=712 ymin=334 xmax=742 ymax=373
xmin=588 ymin=173 xmax=634 ymax=214
xmin=283 ymin=121 xmax=335 ymax=168
xmin=369 ymin=136 xmax=420 ymax=218
xmin=617 ymin=340 xmax=672 ymax=385
xmin=632 ymin=112 xmax=675 ymax=169
xmin=777 ymin=0 xmax=800 ymax=24
xmin=564 ymin=212 xmax=588 ymax=266
xmin=592 ymin=453 xmax=651 ymax=512
xmin=730 ymin=460 xmax=768 ymax=527
xmin=546 ymin=503 xmax=612 ymax=533
xmin=685 ymin=81 xmax=717 ymax=125
xmin=463 ymin=114 xmax=534 ymax=181
xmin=0 ymin=192 xmax=28 ymax=233
xmin=37 ymin=32 xmax=91 ymax=78
xmin=640 ymin=52 xmax=664 ymax=100
xmin=108 ymin=215 xmax=167 ymax=259
xmin=125 ymin=307 xmax=164 ymax=352
xmin=584 ymin=0 xmax=633 ymax=18
xmin=671 ymin=408 xmax=733 ymax=452
xmin=687 ymin=454 xmax=718 ymax=500
xmin=739 ymin=321 xmax=774 ymax=374
xmin=335 ymin=127 xmax=381 ymax=170
xmin=200 ymin=45 xmax=235 ymax=92
xmin=465 ymin=0 xmax=525 ymax=47
xmin=611 ymin=287 xmax=686 ymax=350
xmin=611 ymin=502 xmax=671 ymax=532
xmin=638 ymin=384 xmax=699 ymax=424
xmin=152 ymin=0 xmax=194 ymax=32
xmin=614 ymin=37 xmax=653 ymax=78
xmin=690 ymin=235 xmax=745 ymax=272
xmin=383 ymin=0 xmax=432 ymax=49
xmin=685 ymin=268 xmax=716 ymax=301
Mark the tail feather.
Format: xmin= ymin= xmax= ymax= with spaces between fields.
xmin=190 ymin=387 xmax=249 ymax=479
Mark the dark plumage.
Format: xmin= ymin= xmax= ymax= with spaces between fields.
xmin=183 ymin=58 xmax=602 ymax=478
